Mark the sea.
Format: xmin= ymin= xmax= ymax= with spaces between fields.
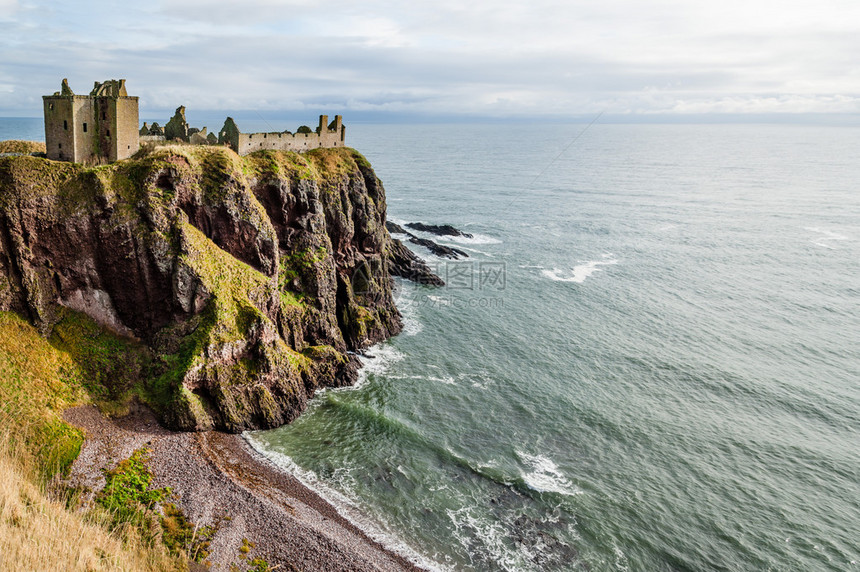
xmin=3 ymin=118 xmax=858 ymax=571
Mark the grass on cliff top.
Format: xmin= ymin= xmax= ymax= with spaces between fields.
xmin=0 ymin=145 xmax=368 ymax=215
xmin=0 ymin=140 xmax=46 ymax=154
xmin=243 ymin=146 xmax=364 ymax=181
xmin=134 ymin=143 xmax=247 ymax=196
xmin=0 ymin=155 xmax=81 ymax=208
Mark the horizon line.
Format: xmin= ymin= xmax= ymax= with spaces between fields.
xmin=2 ymin=111 xmax=860 ymax=126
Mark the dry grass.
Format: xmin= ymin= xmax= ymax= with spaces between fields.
xmin=0 ymin=140 xmax=46 ymax=154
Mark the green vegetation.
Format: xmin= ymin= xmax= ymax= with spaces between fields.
xmin=246 ymin=557 xmax=275 ymax=571
xmin=94 ymin=447 xmax=214 ymax=564
xmin=0 ymin=437 xmax=185 ymax=571
xmin=233 ymin=538 xmax=276 ymax=572
xmin=141 ymin=221 xmax=278 ymax=418
xmin=305 ymin=147 xmax=362 ymax=177
xmin=243 ymin=148 xmax=316 ymax=180
xmin=161 ymin=502 xmax=215 ymax=562
xmin=50 ymin=309 xmax=152 ymax=417
xmin=0 ymin=311 xmax=88 ymax=478
xmin=96 ymin=447 xmax=170 ymax=530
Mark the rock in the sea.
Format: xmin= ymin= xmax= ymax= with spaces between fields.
xmin=385 ymin=221 xmax=407 ymax=234
xmin=0 ymin=146 xmax=401 ymax=432
xmin=406 ymin=222 xmax=472 ymax=238
xmin=408 ymin=236 xmax=469 ymax=260
xmin=386 ymin=220 xmax=468 ymax=260
xmin=387 ymin=239 xmax=445 ymax=286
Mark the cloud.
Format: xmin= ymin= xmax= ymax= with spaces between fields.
xmin=1 ymin=0 xmax=859 ymax=117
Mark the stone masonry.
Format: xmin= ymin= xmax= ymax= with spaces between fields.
xmin=218 ymin=115 xmax=346 ymax=156
xmin=43 ymin=79 xmax=139 ymax=163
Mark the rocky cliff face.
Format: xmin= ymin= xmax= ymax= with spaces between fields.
xmin=0 ymin=146 xmax=401 ymax=432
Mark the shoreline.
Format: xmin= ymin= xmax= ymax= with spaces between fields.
xmin=64 ymin=403 xmax=424 ymax=572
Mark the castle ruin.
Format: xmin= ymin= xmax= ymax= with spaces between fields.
xmin=43 ymin=79 xmax=346 ymax=163
xmin=218 ymin=115 xmax=345 ymax=155
xmin=43 ymin=79 xmax=139 ymax=163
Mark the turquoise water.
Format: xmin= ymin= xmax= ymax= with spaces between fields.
xmin=3 ymin=119 xmax=858 ymax=570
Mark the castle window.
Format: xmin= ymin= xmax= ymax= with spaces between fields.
xmin=63 ymin=120 xmax=68 ymax=130
xmin=58 ymin=143 xmax=62 ymax=149
xmin=83 ymin=123 xmax=87 ymax=133
xmin=102 ymin=111 xmax=107 ymax=120
xmin=49 ymin=103 xmax=54 ymax=110
xmin=106 ymin=129 xmax=110 ymax=137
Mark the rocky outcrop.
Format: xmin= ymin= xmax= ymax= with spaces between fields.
xmin=387 ymin=238 xmax=445 ymax=286
xmin=407 ymin=236 xmax=468 ymax=260
xmin=405 ymin=222 xmax=472 ymax=238
xmin=385 ymin=221 xmax=468 ymax=260
xmin=0 ymin=145 xmax=401 ymax=432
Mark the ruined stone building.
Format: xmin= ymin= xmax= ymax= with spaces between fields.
xmin=219 ymin=115 xmax=346 ymax=155
xmin=43 ymin=78 xmax=346 ymax=163
xmin=43 ymin=79 xmax=139 ymax=163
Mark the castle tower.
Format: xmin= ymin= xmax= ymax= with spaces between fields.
xmin=43 ymin=79 xmax=139 ymax=163
xmin=317 ymin=114 xmax=345 ymax=147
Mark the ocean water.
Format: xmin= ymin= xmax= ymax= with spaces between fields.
xmin=251 ymin=123 xmax=859 ymax=571
xmin=3 ymin=119 xmax=858 ymax=570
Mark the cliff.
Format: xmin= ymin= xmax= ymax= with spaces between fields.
xmin=0 ymin=145 xmax=402 ymax=433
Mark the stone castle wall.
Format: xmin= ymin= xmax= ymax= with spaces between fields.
xmin=43 ymin=96 xmax=75 ymax=162
xmin=222 ymin=115 xmax=346 ymax=156
xmin=113 ymin=97 xmax=139 ymax=162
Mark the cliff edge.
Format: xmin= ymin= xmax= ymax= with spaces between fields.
xmin=0 ymin=145 xmax=402 ymax=432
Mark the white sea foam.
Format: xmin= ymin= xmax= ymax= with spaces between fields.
xmin=396 ymin=291 xmax=423 ymax=336
xmin=388 ymin=373 xmax=457 ymax=386
xmin=541 ymin=256 xmax=618 ymax=283
xmin=613 ymin=543 xmax=631 ymax=572
xmin=353 ymin=344 xmax=404 ymax=390
xmin=517 ymin=451 xmax=582 ymax=497
xmin=446 ymin=506 xmax=526 ymax=571
xmin=448 ymin=245 xmax=495 ymax=257
xmin=243 ymin=435 xmax=445 ymax=571
xmin=805 ymin=226 xmax=849 ymax=248
xmin=440 ymin=232 xmax=502 ymax=245
xmin=466 ymin=372 xmax=494 ymax=390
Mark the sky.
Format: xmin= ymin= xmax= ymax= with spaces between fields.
xmin=1 ymin=0 xmax=859 ymax=119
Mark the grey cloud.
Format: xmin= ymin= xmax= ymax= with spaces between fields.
xmin=1 ymin=0 xmax=859 ymax=117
